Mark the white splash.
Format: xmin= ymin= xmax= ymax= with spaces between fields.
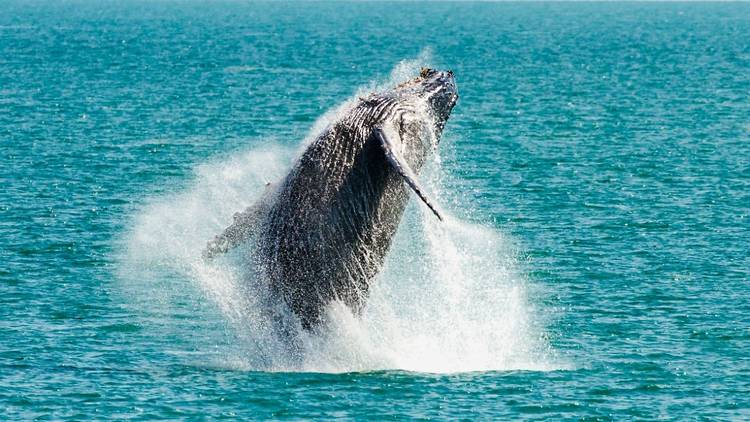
xmin=116 ymin=53 xmax=563 ymax=373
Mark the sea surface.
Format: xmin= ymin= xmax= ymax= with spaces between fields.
xmin=2 ymin=1 xmax=749 ymax=419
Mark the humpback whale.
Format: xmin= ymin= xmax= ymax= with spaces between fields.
xmin=205 ymin=68 xmax=458 ymax=330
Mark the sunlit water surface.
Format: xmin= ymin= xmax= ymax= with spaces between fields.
xmin=1 ymin=1 xmax=749 ymax=419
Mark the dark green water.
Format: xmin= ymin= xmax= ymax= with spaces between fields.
xmin=1 ymin=1 xmax=749 ymax=419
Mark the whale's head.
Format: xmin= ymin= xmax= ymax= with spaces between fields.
xmin=359 ymin=68 xmax=458 ymax=161
xmin=355 ymin=68 xmax=458 ymax=166
xmin=388 ymin=68 xmax=458 ymax=135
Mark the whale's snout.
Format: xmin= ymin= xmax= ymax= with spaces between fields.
xmin=419 ymin=68 xmax=458 ymax=127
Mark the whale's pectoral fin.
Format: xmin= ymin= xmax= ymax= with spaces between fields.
xmin=203 ymin=184 xmax=274 ymax=260
xmin=374 ymin=126 xmax=443 ymax=221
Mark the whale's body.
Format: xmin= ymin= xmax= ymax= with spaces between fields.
xmin=205 ymin=69 xmax=458 ymax=330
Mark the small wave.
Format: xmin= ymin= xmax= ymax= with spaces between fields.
xmin=224 ymin=65 xmax=259 ymax=74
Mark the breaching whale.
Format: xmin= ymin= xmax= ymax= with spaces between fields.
xmin=205 ymin=68 xmax=458 ymax=330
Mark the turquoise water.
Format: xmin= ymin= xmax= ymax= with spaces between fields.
xmin=2 ymin=1 xmax=750 ymax=419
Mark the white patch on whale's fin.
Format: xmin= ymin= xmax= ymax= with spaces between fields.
xmin=374 ymin=126 xmax=444 ymax=221
xmin=202 ymin=183 xmax=275 ymax=260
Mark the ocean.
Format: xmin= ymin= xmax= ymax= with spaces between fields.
xmin=1 ymin=1 xmax=749 ymax=419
